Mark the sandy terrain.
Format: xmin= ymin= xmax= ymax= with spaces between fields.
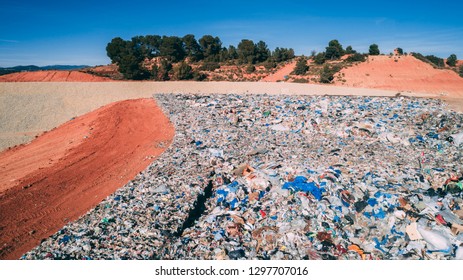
xmin=0 ymin=98 xmax=174 ymax=259
xmin=0 ymin=71 xmax=112 ymax=82
xmin=336 ymin=55 xmax=463 ymax=97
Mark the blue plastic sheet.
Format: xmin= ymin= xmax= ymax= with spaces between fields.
xmin=282 ymin=176 xmax=323 ymax=200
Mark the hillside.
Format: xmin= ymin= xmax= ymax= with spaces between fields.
xmin=334 ymin=55 xmax=463 ymax=96
xmin=0 ymin=65 xmax=89 ymax=76
xmin=0 ymin=70 xmax=113 ymax=82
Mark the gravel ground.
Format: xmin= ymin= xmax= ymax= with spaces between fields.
xmin=22 ymin=93 xmax=463 ymax=260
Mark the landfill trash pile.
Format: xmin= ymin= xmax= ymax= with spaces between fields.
xmin=23 ymin=94 xmax=463 ymax=260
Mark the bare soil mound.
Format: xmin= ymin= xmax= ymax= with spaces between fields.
xmin=81 ymin=64 xmax=123 ymax=80
xmin=260 ymin=61 xmax=297 ymax=82
xmin=0 ymin=71 xmax=112 ymax=82
xmin=0 ymin=98 xmax=174 ymax=259
xmin=335 ymin=55 xmax=463 ymax=97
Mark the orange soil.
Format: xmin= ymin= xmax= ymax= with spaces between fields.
xmin=0 ymin=70 xmax=112 ymax=82
xmin=336 ymin=55 xmax=463 ymax=97
xmin=260 ymin=61 xmax=297 ymax=82
xmin=0 ymin=98 xmax=174 ymax=259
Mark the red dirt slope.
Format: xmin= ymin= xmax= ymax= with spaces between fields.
xmin=261 ymin=61 xmax=297 ymax=82
xmin=335 ymin=55 xmax=463 ymax=97
xmin=0 ymin=98 xmax=174 ymax=259
xmin=0 ymin=70 xmax=112 ymax=82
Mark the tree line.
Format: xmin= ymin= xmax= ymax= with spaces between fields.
xmin=106 ymin=34 xmax=295 ymax=80
xmin=106 ymin=35 xmax=461 ymax=81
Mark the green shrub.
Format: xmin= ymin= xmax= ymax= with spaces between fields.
xmin=426 ymin=55 xmax=445 ymax=67
xmin=152 ymin=59 xmax=172 ymax=81
xmin=246 ymin=64 xmax=255 ymax=73
xmin=200 ymin=61 xmax=220 ymax=71
xmin=314 ymin=52 xmax=326 ymax=65
xmin=346 ymin=53 xmax=366 ymax=62
xmin=459 ymin=65 xmax=463 ymax=77
xmin=193 ymin=71 xmax=207 ymax=81
xmin=319 ymin=64 xmax=341 ymax=83
xmin=174 ymin=61 xmax=193 ymax=80
xmin=447 ymin=54 xmax=457 ymax=67
xmin=263 ymin=60 xmax=277 ymax=70
xmin=293 ymin=78 xmax=308 ymax=83
xmin=412 ymin=53 xmax=445 ymax=68
xmin=292 ymin=57 xmax=309 ymax=75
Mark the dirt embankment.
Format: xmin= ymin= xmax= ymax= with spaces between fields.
xmin=335 ymin=55 xmax=463 ymax=97
xmin=0 ymin=71 xmax=112 ymax=82
xmin=0 ymin=98 xmax=174 ymax=259
xmin=260 ymin=61 xmax=297 ymax=82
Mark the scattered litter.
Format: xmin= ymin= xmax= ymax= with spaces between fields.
xmin=450 ymin=132 xmax=463 ymax=146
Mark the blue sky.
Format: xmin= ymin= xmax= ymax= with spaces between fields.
xmin=1 ymin=0 xmax=462 ymax=67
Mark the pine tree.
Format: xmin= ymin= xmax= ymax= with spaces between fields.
xmin=292 ymin=57 xmax=309 ymax=75
xmin=369 ymin=44 xmax=380 ymax=55
xmin=447 ymin=54 xmax=457 ymax=67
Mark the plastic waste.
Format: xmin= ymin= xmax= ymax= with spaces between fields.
xmin=455 ymin=245 xmax=463 ymax=260
xmin=417 ymin=224 xmax=452 ymax=253
xmin=282 ymin=176 xmax=323 ymax=200
xmin=450 ymin=132 xmax=463 ymax=146
xmin=228 ymin=249 xmax=246 ymax=260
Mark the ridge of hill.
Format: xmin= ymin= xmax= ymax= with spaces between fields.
xmin=0 ymin=65 xmax=89 ymax=76
xmin=0 ymin=70 xmax=112 ymax=82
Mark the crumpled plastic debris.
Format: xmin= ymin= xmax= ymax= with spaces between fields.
xmin=282 ymin=176 xmax=323 ymax=200
xmin=450 ymin=132 xmax=463 ymax=147
xmin=417 ymin=224 xmax=452 ymax=253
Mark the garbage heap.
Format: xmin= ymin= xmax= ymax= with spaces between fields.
xmin=23 ymin=94 xmax=463 ymax=260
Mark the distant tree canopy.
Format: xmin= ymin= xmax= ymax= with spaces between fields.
xmin=106 ymin=37 xmax=150 ymax=80
xmin=272 ymin=47 xmax=295 ymax=62
xmin=345 ymin=46 xmax=356 ymax=54
xmin=106 ymin=34 xmax=296 ymax=80
xmin=412 ymin=53 xmax=445 ymax=68
xmin=182 ymin=34 xmax=203 ymax=62
xmin=447 ymin=54 xmax=457 ymax=67
xmin=228 ymin=45 xmax=238 ymax=60
xmin=199 ymin=35 xmax=222 ymax=61
xmin=325 ymin=40 xmax=345 ymax=60
xmin=236 ymin=39 xmax=273 ymax=64
xmin=237 ymin=39 xmax=257 ymax=64
xmin=369 ymin=44 xmax=380 ymax=55
xmin=159 ymin=36 xmax=186 ymax=62
xmin=396 ymin=47 xmax=404 ymax=55
xmin=255 ymin=40 xmax=271 ymax=63
xmin=426 ymin=55 xmax=445 ymax=67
